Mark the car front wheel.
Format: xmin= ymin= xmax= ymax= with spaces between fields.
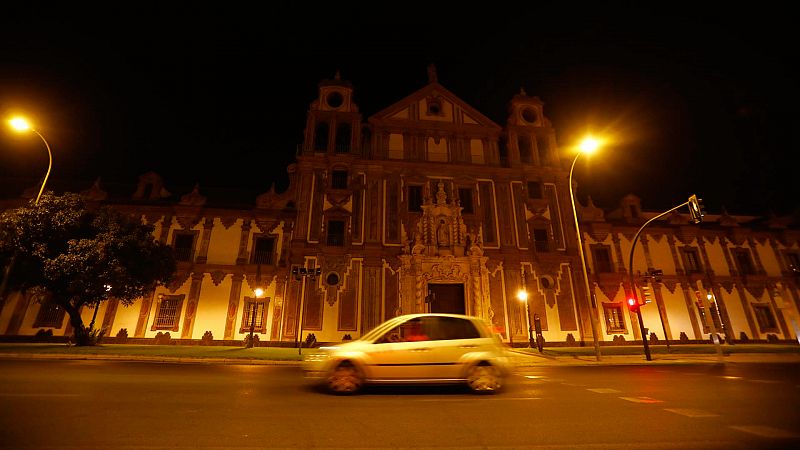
xmin=466 ymin=362 xmax=502 ymax=394
xmin=327 ymin=361 xmax=363 ymax=395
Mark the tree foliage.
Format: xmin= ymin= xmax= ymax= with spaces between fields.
xmin=0 ymin=192 xmax=176 ymax=345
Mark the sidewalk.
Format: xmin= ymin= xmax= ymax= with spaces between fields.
xmin=1 ymin=343 xmax=799 ymax=366
xmin=508 ymin=349 xmax=800 ymax=366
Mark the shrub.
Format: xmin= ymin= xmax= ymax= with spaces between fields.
xmin=116 ymin=328 xmax=128 ymax=343
xmin=154 ymin=331 xmax=172 ymax=345
xmin=649 ymin=333 xmax=659 ymax=343
xmin=739 ymin=332 xmax=749 ymax=342
xmin=679 ymin=332 xmax=689 ymax=342
xmin=304 ymin=333 xmax=317 ymax=348
xmin=565 ymin=333 xmax=576 ymax=345
xmin=201 ymin=331 xmax=214 ymax=345
xmin=342 ymin=334 xmax=352 ymax=341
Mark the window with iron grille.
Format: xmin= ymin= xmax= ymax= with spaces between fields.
xmin=527 ymin=181 xmax=543 ymax=199
xmin=753 ymin=304 xmax=777 ymax=332
xmin=251 ymin=237 xmax=275 ymax=265
xmin=733 ymin=248 xmax=755 ymax=275
xmin=533 ymin=227 xmax=549 ymax=252
xmin=33 ymin=302 xmax=65 ymax=328
xmin=331 ymin=170 xmax=348 ymax=189
xmin=407 ymin=185 xmax=423 ymax=212
xmin=603 ymin=304 xmax=626 ymax=333
xmin=153 ymin=295 xmax=184 ymax=330
xmin=697 ymin=302 xmax=722 ymax=332
xmin=173 ymin=233 xmax=195 ymax=262
xmin=592 ymin=245 xmax=614 ymax=273
xmin=240 ymin=299 xmax=267 ymax=333
xmin=327 ymin=220 xmax=345 ymax=246
xmin=458 ymin=188 xmax=473 ymax=214
xmin=681 ymin=247 xmax=703 ymax=273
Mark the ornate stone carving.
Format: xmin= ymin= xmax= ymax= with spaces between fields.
xmin=179 ymin=183 xmax=207 ymax=206
xmin=210 ymin=270 xmax=226 ymax=286
xmin=81 ymin=177 xmax=108 ymax=201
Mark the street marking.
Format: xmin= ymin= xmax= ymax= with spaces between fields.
xmin=562 ymin=383 xmax=587 ymax=387
xmin=586 ymin=388 xmax=620 ymax=394
xmin=524 ymin=375 xmax=544 ymax=379
xmin=720 ymin=376 xmax=742 ymax=380
xmin=664 ymin=408 xmax=719 ymax=418
xmin=750 ymin=379 xmax=780 ymax=384
xmin=619 ymin=396 xmax=663 ymax=403
xmin=729 ymin=425 xmax=800 ymax=439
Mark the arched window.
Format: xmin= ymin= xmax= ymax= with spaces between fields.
xmin=335 ymin=123 xmax=351 ymax=153
xmin=314 ymin=122 xmax=329 ymax=152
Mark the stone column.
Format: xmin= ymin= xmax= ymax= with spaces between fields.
xmin=236 ymin=220 xmax=252 ymax=265
xmin=134 ymin=290 xmax=156 ymax=338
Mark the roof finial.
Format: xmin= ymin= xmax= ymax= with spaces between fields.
xmin=520 ymin=87 xmax=527 ymax=96
xmin=334 ymin=70 xmax=341 ymax=80
xmin=427 ymin=63 xmax=438 ymax=83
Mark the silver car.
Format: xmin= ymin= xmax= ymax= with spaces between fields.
xmin=302 ymin=313 xmax=511 ymax=394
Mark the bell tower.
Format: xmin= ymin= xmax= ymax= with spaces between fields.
xmin=301 ymin=71 xmax=362 ymax=156
xmin=505 ymin=88 xmax=556 ymax=167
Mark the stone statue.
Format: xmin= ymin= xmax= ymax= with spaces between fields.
xmin=437 ymin=219 xmax=450 ymax=247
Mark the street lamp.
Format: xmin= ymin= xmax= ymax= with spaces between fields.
xmin=292 ymin=265 xmax=321 ymax=355
xmin=246 ymin=286 xmax=265 ymax=349
xmin=569 ymin=136 xmax=602 ymax=361
xmin=517 ymin=290 xmax=534 ymax=348
xmin=8 ymin=117 xmax=53 ymax=205
xmin=0 ymin=117 xmax=55 ymax=304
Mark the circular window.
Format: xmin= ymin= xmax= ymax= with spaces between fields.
xmin=326 ymin=92 xmax=344 ymax=109
xmin=540 ymin=276 xmax=554 ymax=289
xmin=326 ymin=272 xmax=340 ymax=286
xmin=521 ymin=107 xmax=538 ymax=124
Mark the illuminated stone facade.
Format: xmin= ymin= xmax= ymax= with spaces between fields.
xmin=2 ymin=68 xmax=799 ymax=346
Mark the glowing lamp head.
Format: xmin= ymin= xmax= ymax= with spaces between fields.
xmin=517 ymin=290 xmax=528 ymax=302
xmin=579 ymin=136 xmax=600 ymax=155
xmin=9 ymin=117 xmax=32 ymax=132
xmin=254 ymin=287 xmax=265 ymax=298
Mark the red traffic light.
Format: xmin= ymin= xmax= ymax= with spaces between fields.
xmin=627 ymin=297 xmax=639 ymax=311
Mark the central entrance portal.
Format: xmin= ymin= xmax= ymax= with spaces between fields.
xmin=428 ymin=283 xmax=465 ymax=315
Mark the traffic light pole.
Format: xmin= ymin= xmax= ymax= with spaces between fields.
xmin=628 ymin=198 xmax=700 ymax=361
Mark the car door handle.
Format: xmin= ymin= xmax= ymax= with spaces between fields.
xmin=410 ymin=348 xmax=431 ymax=352
xmin=459 ymin=345 xmax=477 ymax=349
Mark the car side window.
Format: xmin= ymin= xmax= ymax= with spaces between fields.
xmin=428 ymin=317 xmax=480 ymax=340
xmin=378 ymin=317 xmax=430 ymax=343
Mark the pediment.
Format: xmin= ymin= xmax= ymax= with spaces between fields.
xmin=369 ymin=82 xmax=501 ymax=131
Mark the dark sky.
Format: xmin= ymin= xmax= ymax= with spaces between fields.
xmin=1 ymin=3 xmax=797 ymax=215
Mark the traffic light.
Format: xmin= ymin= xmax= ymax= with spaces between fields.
xmin=626 ymin=297 xmax=639 ymax=312
xmin=688 ymin=194 xmax=705 ymax=224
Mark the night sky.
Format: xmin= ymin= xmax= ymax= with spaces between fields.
xmin=1 ymin=4 xmax=797 ymax=216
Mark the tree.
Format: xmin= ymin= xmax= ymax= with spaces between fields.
xmin=0 ymin=192 xmax=176 ymax=345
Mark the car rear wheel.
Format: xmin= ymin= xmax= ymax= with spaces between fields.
xmin=466 ymin=362 xmax=502 ymax=394
xmin=327 ymin=361 xmax=363 ymax=395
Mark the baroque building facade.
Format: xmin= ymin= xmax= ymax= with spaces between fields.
xmin=2 ymin=68 xmax=799 ymax=346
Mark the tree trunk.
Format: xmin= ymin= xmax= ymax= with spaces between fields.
xmin=63 ymin=303 xmax=91 ymax=346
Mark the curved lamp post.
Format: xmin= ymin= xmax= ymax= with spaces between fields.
xmin=0 ymin=117 xmax=54 ymax=304
xmin=569 ymin=136 xmax=602 ymax=361
xmin=517 ymin=290 xmax=534 ymax=348
xmin=8 ymin=117 xmax=53 ymax=205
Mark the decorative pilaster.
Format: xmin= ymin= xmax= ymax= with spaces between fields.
xmin=134 ymin=290 xmax=156 ymax=337
xmin=611 ymin=233 xmax=626 ymax=273
xmin=195 ymin=217 xmax=215 ymax=264
xmin=667 ymin=235 xmax=684 ymax=276
xmin=681 ymin=285 xmax=702 ymax=339
xmin=181 ymin=272 xmax=204 ymax=338
xmin=224 ymin=273 xmax=244 ymax=340
xmin=100 ymin=298 xmax=119 ymax=334
xmin=236 ymin=220 xmax=252 ymax=265
xmin=748 ymin=237 xmax=767 ymax=275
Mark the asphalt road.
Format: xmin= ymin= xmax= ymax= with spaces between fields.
xmin=0 ymin=359 xmax=798 ymax=449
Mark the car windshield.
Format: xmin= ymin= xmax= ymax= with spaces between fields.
xmin=359 ymin=316 xmax=408 ymax=342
